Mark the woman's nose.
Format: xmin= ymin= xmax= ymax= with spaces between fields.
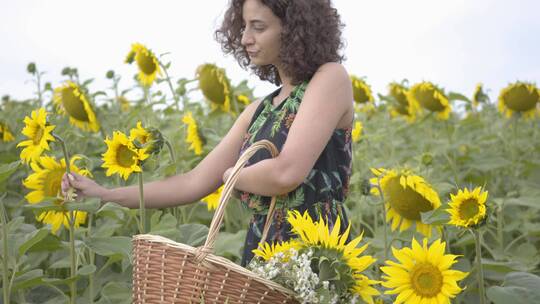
xmin=241 ymin=29 xmax=254 ymax=46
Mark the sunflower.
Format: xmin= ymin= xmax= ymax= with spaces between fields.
xmin=370 ymin=168 xmax=441 ymax=237
xmin=23 ymin=155 xmax=90 ymax=233
xmin=352 ymin=121 xmax=363 ymax=142
xmin=351 ymin=75 xmax=375 ymax=104
xmin=0 ymin=122 xmax=15 ymax=142
xmin=196 ymin=63 xmax=232 ymax=113
xmin=447 ymin=187 xmax=488 ymax=228
xmin=498 ymin=81 xmax=540 ymax=119
xmin=182 ymin=111 xmax=204 ymax=155
xmin=472 ymin=83 xmax=489 ymax=107
xmin=37 ymin=211 xmax=87 ymax=235
xmin=53 ymin=81 xmax=100 ymax=132
xmin=286 ymin=210 xmax=380 ymax=303
xmin=381 ymin=238 xmax=468 ymax=304
xmin=125 ymin=43 xmax=162 ymax=87
xmin=388 ymin=82 xmax=416 ymax=122
xmin=117 ymin=96 xmax=131 ymax=112
xmin=200 ymin=185 xmax=224 ymax=210
xmin=236 ymin=94 xmax=251 ymax=105
xmin=17 ymin=108 xmax=56 ymax=164
xmin=102 ymin=131 xmax=149 ymax=180
xmin=407 ymin=82 xmax=451 ymax=120
xmin=252 ymin=239 xmax=302 ymax=262
xmin=129 ymin=121 xmax=163 ymax=155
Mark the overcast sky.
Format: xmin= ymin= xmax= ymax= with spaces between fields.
xmin=1 ymin=0 xmax=539 ymax=103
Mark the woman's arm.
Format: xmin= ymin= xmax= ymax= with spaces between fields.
xmin=64 ymin=99 xmax=263 ymax=209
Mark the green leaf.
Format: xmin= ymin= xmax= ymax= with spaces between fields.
xmin=11 ymin=269 xmax=44 ymax=292
xmin=96 ymin=202 xmax=129 ymax=220
xmin=150 ymin=211 xmax=178 ymax=240
xmin=100 ymin=281 xmax=131 ymax=304
xmin=0 ymin=160 xmax=20 ymax=185
xmin=26 ymin=233 xmax=63 ymax=253
xmin=214 ymin=230 xmax=247 ymax=260
xmin=421 ymin=205 xmax=450 ymax=225
xmin=505 ymin=196 xmax=540 ymax=209
xmin=177 ymin=223 xmax=208 ymax=247
xmin=85 ymin=236 xmax=132 ymax=258
xmin=19 ymin=228 xmax=49 ymax=256
xmin=487 ymin=272 xmax=540 ymax=304
xmin=78 ymin=264 xmax=97 ymax=276
xmin=66 ymin=198 xmax=101 ymax=213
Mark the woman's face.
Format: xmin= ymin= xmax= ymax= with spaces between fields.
xmin=241 ymin=0 xmax=282 ymax=67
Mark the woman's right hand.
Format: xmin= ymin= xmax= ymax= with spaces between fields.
xmin=61 ymin=172 xmax=108 ymax=201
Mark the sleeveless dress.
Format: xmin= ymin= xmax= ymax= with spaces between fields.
xmin=238 ymin=81 xmax=354 ymax=266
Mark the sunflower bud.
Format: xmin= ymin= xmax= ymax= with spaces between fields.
xmin=44 ymin=82 xmax=52 ymax=91
xmin=176 ymin=78 xmax=188 ymax=96
xmin=421 ymin=153 xmax=433 ymax=166
xmin=27 ymin=62 xmax=37 ymax=74
xmin=106 ymin=70 xmax=115 ymax=79
xmin=61 ymin=67 xmax=71 ymax=76
xmin=129 ymin=122 xmax=164 ymax=156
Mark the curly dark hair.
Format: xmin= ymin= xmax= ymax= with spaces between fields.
xmin=215 ymin=0 xmax=345 ymax=86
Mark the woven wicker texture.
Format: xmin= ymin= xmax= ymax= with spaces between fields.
xmin=132 ymin=140 xmax=298 ymax=304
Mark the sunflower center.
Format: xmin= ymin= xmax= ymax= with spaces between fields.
xmin=386 ymin=176 xmax=434 ymax=220
xmin=414 ymin=89 xmax=445 ymax=112
xmin=354 ymin=87 xmax=370 ymax=104
xmin=394 ymin=104 xmax=410 ymax=115
xmin=43 ymin=169 xmax=64 ymax=201
xmin=199 ymin=67 xmax=227 ymax=105
xmin=33 ymin=126 xmax=45 ymax=145
xmin=61 ymin=87 xmax=89 ymax=122
xmin=410 ymin=263 xmax=443 ymax=298
xmin=116 ymin=145 xmax=137 ymax=168
xmin=458 ymin=198 xmax=479 ymax=221
xmin=136 ymin=52 xmax=157 ymax=75
xmin=503 ymin=85 xmax=539 ymax=112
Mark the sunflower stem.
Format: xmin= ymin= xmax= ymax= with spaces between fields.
xmin=497 ymin=202 xmax=504 ymax=254
xmin=158 ymin=61 xmax=181 ymax=111
xmin=164 ymin=138 xmax=176 ymax=170
xmin=138 ymin=172 xmax=146 ymax=234
xmin=376 ymin=179 xmax=389 ymax=261
xmin=473 ymin=229 xmax=486 ymax=304
xmin=68 ymin=211 xmax=77 ymax=304
xmin=87 ymin=213 xmax=95 ymax=303
xmin=35 ymin=68 xmax=44 ymax=107
xmin=1 ymin=196 xmax=11 ymax=304
xmin=52 ymin=134 xmax=71 ymax=175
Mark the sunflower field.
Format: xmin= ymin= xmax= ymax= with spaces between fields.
xmin=1 ymin=43 xmax=540 ymax=304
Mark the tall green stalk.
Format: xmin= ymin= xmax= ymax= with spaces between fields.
xmin=473 ymin=229 xmax=486 ymax=304
xmin=68 ymin=211 xmax=77 ymax=304
xmin=1 ymin=197 xmax=10 ymax=304
xmin=53 ymin=133 xmax=77 ymax=303
xmin=138 ymin=172 xmax=146 ymax=234
xmin=158 ymin=61 xmax=182 ymax=111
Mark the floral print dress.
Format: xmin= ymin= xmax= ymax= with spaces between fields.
xmin=238 ymin=81 xmax=354 ymax=266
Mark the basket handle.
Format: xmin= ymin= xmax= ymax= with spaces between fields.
xmin=195 ymin=140 xmax=280 ymax=261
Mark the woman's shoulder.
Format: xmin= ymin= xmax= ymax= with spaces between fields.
xmin=315 ymin=62 xmax=349 ymax=79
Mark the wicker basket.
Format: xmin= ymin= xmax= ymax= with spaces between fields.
xmin=132 ymin=140 xmax=298 ymax=304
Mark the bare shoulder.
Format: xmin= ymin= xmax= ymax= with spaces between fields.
xmin=313 ymin=62 xmax=350 ymax=84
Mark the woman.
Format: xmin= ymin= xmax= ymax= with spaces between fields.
xmin=62 ymin=0 xmax=354 ymax=266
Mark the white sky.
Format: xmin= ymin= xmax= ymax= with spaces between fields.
xmin=1 ymin=0 xmax=539 ymax=103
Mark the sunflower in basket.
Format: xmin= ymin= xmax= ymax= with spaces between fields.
xmin=249 ymin=210 xmax=379 ymax=304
